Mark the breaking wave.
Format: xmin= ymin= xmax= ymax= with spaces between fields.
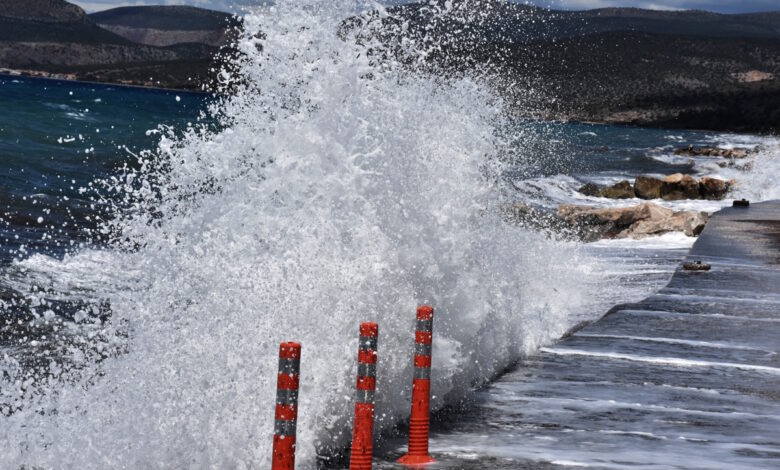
xmin=0 ymin=1 xmax=604 ymax=466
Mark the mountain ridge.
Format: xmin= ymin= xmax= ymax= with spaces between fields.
xmin=0 ymin=0 xmax=234 ymax=90
xmin=90 ymin=6 xmax=239 ymax=31
xmin=0 ymin=0 xmax=87 ymax=23
xmin=377 ymin=0 xmax=780 ymax=132
xmin=89 ymin=6 xmax=240 ymax=47
xmin=1 ymin=0 xmax=779 ymax=130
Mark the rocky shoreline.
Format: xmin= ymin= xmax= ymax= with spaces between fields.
xmin=579 ymin=173 xmax=733 ymax=201
xmin=505 ymin=144 xmax=760 ymax=242
xmin=3 ymin=1 xmax=780 ymax=133
xmin=0 ymin=1 xmax=235 ymax=91
xmin=406 ymin=200 xmax=780 ymax=469
xmin=506 ymin=201 xmax=709 ymax=242
xmin=379 ymin=2 xmax=780 ymax=134
xmin=0 ymin=69 xmax=210 ymax=93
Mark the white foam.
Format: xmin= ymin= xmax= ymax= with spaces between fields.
xmin=588 ymin=231 xmax=695 ymax=249
xmin=575 ymin=333 xmax=775 ymax=353
xmin=619 ymin=309 xmax=780 ymax=323
xmin=0 ymin=2 xmax=611 ymax=467
xmin=540 ymin=347 xmax=780 ymax=374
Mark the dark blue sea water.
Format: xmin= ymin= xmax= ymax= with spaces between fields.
xmin=2 ymin=73 xmax=767 ymax=268
xmin=0 ymin=74 xmax=212 ymax=264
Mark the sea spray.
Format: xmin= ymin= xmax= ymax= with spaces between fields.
xmin=1 ymin=1 xmax=598 ymax=466
xmin=723 ymin=138 xmax=780 ymax=202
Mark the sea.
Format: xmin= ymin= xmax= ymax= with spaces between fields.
xmin=0 ymin=2 xmax=778 ymax=468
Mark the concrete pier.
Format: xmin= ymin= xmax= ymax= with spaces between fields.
xmin=377 ymin=201 xmax=780 ymax=469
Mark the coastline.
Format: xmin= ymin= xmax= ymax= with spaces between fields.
xmin=0 ymin=69 xmax=214 ymax=96
xmin=2 ymin=69 xmax=775 ymax=136
xmin=370 ymin=200 xmax=780 ymax=468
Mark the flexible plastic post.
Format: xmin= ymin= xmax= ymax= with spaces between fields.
xmin=398 ymin=306 xmax=436 ymax=466
xmin=272 ymin=342 xmax=301 ymax=470
xmin=349 ymin=322 xmax=379 ymax=469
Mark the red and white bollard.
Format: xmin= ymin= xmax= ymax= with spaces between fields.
xmin=350 ymin=322 xmax=379 ymax=469
xmin=398 ymin=305 xmax=436 ymax=466
xmin=272 ymin=342 xmax=301 ymax=470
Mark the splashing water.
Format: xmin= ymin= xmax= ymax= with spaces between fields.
xmin=1 ymin=1 xmax=602 ymax=466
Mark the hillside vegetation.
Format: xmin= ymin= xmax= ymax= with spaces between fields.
xmin=1 ymin=0 xmax=779 ymax=131
xmin=0 ymin=0 xmax=233 ymax=90
xmin=90 ymin=6 xmax=240 ymax=47
xmin=377 ymin=0 xmax=780 ymax=132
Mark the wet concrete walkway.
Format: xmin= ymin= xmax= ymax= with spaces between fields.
xmin=377 ymin=201 xmax=780 ymax=469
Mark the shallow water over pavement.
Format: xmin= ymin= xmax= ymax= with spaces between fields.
xmin=371 ymin=201 xmax=780 ymax=469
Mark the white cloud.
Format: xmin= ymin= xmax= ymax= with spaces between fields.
xmin=72 ymin=0 xmax=254 ymax=13
xmin=72 ymin=0 xmax=780 ymax=14
xmin=529 ymin=0 xmax=780 ymax=13
xmin=73 ymin=1 xmax=150 ymax=13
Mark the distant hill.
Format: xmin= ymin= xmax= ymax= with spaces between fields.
xmin=0 ymin=0 xmax=231 ymax=90
xmin=2 ymin=0 xmax=780 ymax=131
xmin=0 ymin=0 xmax=85 ymax=22
xmin=90 ymin=6 xmax=240 ymax=47
xmin=0 ymin=0 xmax=130 ymax=44
xmin=387 ymin=1 xmax=780 ymax=45
xmin=374 ymin=0 xmax=780 ymax=132
xmin=90 ymin=6 xmax=237 ymax=31
xmin=562 ymin=8 xmax=780 ymax=40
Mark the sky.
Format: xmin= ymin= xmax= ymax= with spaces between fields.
xmin=71 ymin=0 xmax=780 ymax=15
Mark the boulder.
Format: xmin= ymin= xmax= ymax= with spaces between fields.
xmin=634 ymin=176 xmax=664 ymax=199
xmin=699 ymin=177 xmax=730 ymax=200
xmin=682 ymin=211 xmax=709 ymax=236
xmin=581 ymin=174 xmax=737 ymax=201
xmin=674 ymin=146 xmax=751 ymax=159
xmin=578 ymin=182 xmax=602 ymax=197
xmin=558 ymin=203 xmax=669 ymax=240
xmin=663 ymin=173 xmax=683 ymax=184
xmin=661 ymin=173 xmax=700 ymax=200
xmin=600 ymin=180 xmax=635 ymax=199
xmin=621 ymin=210 xmax=708 ymax=238
xmin=502 ymin=203 xmax=570 ymax=233
xmin=558 ymin=202 xmax=708 ymax=240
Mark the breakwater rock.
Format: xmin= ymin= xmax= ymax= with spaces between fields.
xmin=557 ymin=203 xmax=708 ymax=240
xmin=376 ymin=200 xmax=780 ymax=469
xmin=504 ymin=202 xmax=709 ymax=241
xmin=674 ymin=145 xmax=752 ymax=158
xmin=579 ymin=174 xmax=733 ymax=201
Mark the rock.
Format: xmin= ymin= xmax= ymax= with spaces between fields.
xmin=682 ymin=211 xmax=709 ymax=236
xmin=661 ymin=173 xmax=700 ymax=200
xmin=699 ymin=177 xmax=730 ymax=200
xmin=599 ymin=180 xmax=635 ymax=199
xmin=578 ymin=183 xmax=602 ymax=197
xmin=619 ymin=208 xmax=708 ymax=238
xmin=503 ymin=203 xmax=554 ymax=226
xmin=581 ymin=174 xmax=736 ymax=201
xmin=557 ymin=203 xmax=654 ymax=225
xmin=674 ymin=145 xmax=751 ymax=159
xmin=618 ymin=208 xmax=708 ymax=238
xmin=663 ymin=173 xmax=683 ymax=184
xmin=683 ymin=260 xmax=711 ymax=271
xmin=558 ymin=203 xmax=670 ymax=240
xmin=558 ymin=202 xmax=708 ymax=240
xmin=634 ymin=176 xmax=664 ymax=199
xmin=612 ymin=204 xmax=674 ymax=238
xmin=578 ymin=181 xmax=636 ymax=199
xmin=502 ymin=203 xmax=577 ymax=237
